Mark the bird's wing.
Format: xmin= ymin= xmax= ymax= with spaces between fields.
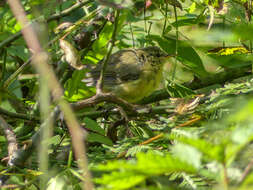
xmin=84 ymin=49 xmax=145 ymax=87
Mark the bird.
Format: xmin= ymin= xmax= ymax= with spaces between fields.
xmin=83 ymin=46 xmax=172 ymax=103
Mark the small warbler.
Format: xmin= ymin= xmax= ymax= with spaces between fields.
xmin=84 ymin=46 xmax=171 ymax=103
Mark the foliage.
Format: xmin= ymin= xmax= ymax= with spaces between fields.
xmin=1 ymin=0 xmax=253 ymax=189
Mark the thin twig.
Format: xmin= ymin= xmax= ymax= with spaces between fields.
xmin=0 ymin=115 xmax=18 ymax=166
xmin=129 ymin=22 xmax=135 ymax=48
xmin=223 ymin=163 xmax=229 ymax=190
xmin=96 ymin=0 xmax=123 ymax=9
xmin=239 ymin=157 xmax=253 ymax=183
xmin=47 ymin=0 xmax=92 ymax=22
xmin=3 ymin=58 xmax=31 ymax=89
xmin=0 ymin=49 xmax=7 ymax=87
xmin=162 ymin=0 xmax=169 ymax=35
xmin=72 ymin=92 xmax=136 ymax=113
xmin=144 ymin=1 xmax=147 ymax=33
xmin=147 ymin=21 xmax=153 ymax=35
xmin=171 ymin=5 xmax=178 ymax=81
xmin=0 ymin=107 xmax=40 ymax=121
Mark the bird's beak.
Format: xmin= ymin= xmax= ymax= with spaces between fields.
xmin=165 ymin=53 xmax=177 ymax=58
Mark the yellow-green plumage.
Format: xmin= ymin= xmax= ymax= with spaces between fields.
xmin=84 ymin=46 xmax=169 ymax=103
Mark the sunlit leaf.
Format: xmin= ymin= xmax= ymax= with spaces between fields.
xmin=95 ymin=171 xmax=146 ymax=190
xmin=92 ymin=23 xmax=114 ymax=57
xmin=170 ymin=135 xmax=226 ymax=163
xmin=65 ymin=69 xmax=86 ymax=98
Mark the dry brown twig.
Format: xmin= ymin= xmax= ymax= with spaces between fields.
xmin=0 ymin=115 xmax=18 ymax=165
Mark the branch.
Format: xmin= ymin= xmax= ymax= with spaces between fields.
xmin=139 ymin=67 xmax=252 ymax=104
xmin=3 ymin=58 xmax=31 ymax=89
xmin=0 ymin=107 xmax=39 ymax=121
xmin=72 ymin=92 xmax=137 ymax=113
xmin=0 ymin=115 xmax=18 ymax=166
xmin=2 ymin=72 xmax=250 ymax=122
xmin=47 ymin=1 xmax=92 ymax=22
xmin=76 ymin=104 xmax=175 ymax=119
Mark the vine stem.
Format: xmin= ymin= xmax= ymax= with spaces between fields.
xmin=223 ymin=163 xmax=229 ymax=190
xmin=223 ymin=16 xmax=225 ymax=47
xmin=162 ymin=0 xmax=169 ymax=35
xmin=171 ymin=5 xmax=178 ymax=81
xmin=144 ymin=1 xmax=147 ymax=33
xmin=129 ymin=22 xmax=135 ymax=48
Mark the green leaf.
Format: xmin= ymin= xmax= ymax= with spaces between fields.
xmin=149 ymin=35 xmax=208 ymax=78
xmin=234 ymin=23 xmax=253 ymax=41
xmin=188 ymin=2 xmax=196 ymax=13
xmin=7 ymin=45 xmax=29 ymax=61
xmin=116 ymin=9 xmax=128 ymax=33
xmin=171 ymin=18 xmax=198 ymax=27
xmin=171 ymin=143 xmax=202 ymax=169
xmin=207 ymin=54 xmax=253 ymax=69
xmin=92 ymin=23 xmax=113 ymax=57
xmin=166 ymin=82 xmax=195 ymax=98
xmin=241 ymin=172 xmax=253 ymax=186
xmin=65 ymin=69 xmax=86 ymax=98
xmin=83 ymin=117 xmax=105 ymax=135
xmin=96 ymin=151 xmax=196 ymax=174
xmin=95 ymin=171 xmax=146 ymax=190
xmin=135 ymin=152 xmax=196 ymax=175
xmin=87 ymin=132 xmax=113 ymax=146
xmin=95 ymin=151 xmax=196 ymax=189
xmin=46 ymin=135 xmax=61 ymax=146
xmin=170 ymin=135 xmax=226 ymax=163
xmin=92 ymin=11 xmax=127 ymax=59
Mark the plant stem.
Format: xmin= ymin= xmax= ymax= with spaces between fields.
xmin=162 ymin=0 xmax=168 ymax=36
xmin=223 ymin=163 xmax=229 ymax=190
xmin=129 ymin=22 xmax=135 ymax=48
xmin=171 ymin=5 xmax=178 ymax=81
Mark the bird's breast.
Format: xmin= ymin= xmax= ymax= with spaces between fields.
xmin=110 ymin=69 xmax=163 ymax=103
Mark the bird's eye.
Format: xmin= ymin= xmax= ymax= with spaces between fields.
xmin=155 ymin=51 xmax=161 ymax=57
xmin=140 ymin=54 xmax=146 ymax=61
